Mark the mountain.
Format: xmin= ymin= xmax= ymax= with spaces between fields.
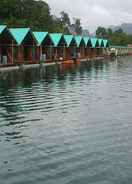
xmin=110 ymin=23 xmax=132 ymax=35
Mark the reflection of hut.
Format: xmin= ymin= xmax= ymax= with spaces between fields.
xmin=0 ymin=25 xmax=15 ymax=65
xmin=75 ymin=36 xmax=85 ymax=59
xmin=9 ymin=28 xmax=37 ymax=64
xmin=33 ymin=32 xmax=53 ymax=62
xmin=63 ymin=35 xmax=77 ymax=61
xmin=49 ymin=33 xmax=67 ymax=62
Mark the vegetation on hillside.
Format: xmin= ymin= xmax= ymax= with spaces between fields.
xmin=0 ymin=0 xmax=132 ymax=45
xmin=96 ymin=26 xmax=132 ymax=46
xmin=0 ymin=0 xmax=83 ymax=34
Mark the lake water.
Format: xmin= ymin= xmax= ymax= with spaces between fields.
xmin=1 ymin=57 xmax=132 ymax=184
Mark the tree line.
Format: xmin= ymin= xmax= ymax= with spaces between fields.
xmin=0 ymin=0 xmax=82 ymax=34
xmin=96 ymin=27 xmax=132 ymax=46
xmin=0 ymin=0 xmax=132 ymax=45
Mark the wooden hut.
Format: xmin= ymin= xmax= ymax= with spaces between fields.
xmin=103 ymin=39 xmax=109 ymax=48
xmin=83 ymin=36 xmax=92 ymax=59
xmin=63 ymin=35 xmax=77 ymax=62
xmin=90 ymin=38 xmax=99 ymax=58
xmin=8 ymin=28 xmax=37 ymax=64
xmin=33 ymin=32 xmax=54 ymax=62
xmin=49 ymin=33 xmax=67 ymax=62
xmin=98 ymin=39 xmax=104 ymax=56
xmin=0 ymin=25 xmax=16 ymax=65
xmin=74 ymin=36 xmax=85 ymax=59
xmin=102 ymin=39 xmax=109 ymax=56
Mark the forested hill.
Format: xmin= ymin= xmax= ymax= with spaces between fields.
xmin=1 ymin=0 xmax=132 ymax=45
xmin=0 ymin=0 xmax=83 ymax=34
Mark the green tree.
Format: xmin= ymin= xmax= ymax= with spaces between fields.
xmin=96 ymin=27 xmax=107 ymax=38
xmin=115 ymin=28 xmax=123 ymax=34
xmin=107 ymin=28 xmax=113 ymax=35
xmin=73 ymin=18 xmax=82 ymax=35
xmin=0 ymin=0 xmax=60 ymax=32
xmin=60 ymin=11 xmax=71 ymax=34
xmin=60 ymin=11 xmax=70 ymax=27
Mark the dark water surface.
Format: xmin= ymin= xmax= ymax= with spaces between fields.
xmin=1 ymin=57 xmax=132 ymax=184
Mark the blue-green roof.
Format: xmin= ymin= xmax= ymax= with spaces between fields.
xmin=33 ymin=31 xmax=48 ymax=45
xmin=0 ymin=25 xmax=7 ymax=34
xmin=49 ymin=33 xmax=63 ymax=47
xmin=9 ymin=28 xmax=30 ymax=45
xmin=74 ymin=35 xmax=83 ymax=47
xmin=90 ymin=38 xmax=98 ymax=48
xmin=83 ymin=36 xmax=89 ymax=47
xmin=103 ymin=39 xmax=108 ymax=48
xmin=64 ymin=35 xmax=74 ymax=47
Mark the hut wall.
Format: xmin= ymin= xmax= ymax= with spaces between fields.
xmin=66 ymin=48 xmax=71 ymax=60
xmin=16 ymin=46 xmax=24 ymax=63
xmin=77 ymin=48 xmax=81 ymax=59
xmin=90 ymin=48 xmax=94 ymax=58
xmin=0 ymin=45 xmax=1 ymax=64
xmin=80 ymin=47 xmax=85 ymax=59
xmin=1 ymin=32 xmax=14 ymax=65
xmin=35 ymin=46 xmax=40 ymax=61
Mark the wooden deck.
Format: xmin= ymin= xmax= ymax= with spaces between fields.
xmin=0 ymin=56 xmax=105 ymax=73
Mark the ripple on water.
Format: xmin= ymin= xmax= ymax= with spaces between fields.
xmin=1 ymin=58 xmax=132 ymax=184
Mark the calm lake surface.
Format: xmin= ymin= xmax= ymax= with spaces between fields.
xmin=1 ymin=57 xmax=132 ymax=184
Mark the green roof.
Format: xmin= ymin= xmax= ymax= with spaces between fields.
xmin=9 ymin=28 xmax=30 ymax=45
xmin=33 ymin=31 xmax=48 ymax=45
xmin=64 ymin=35 xmax=74 ymax=47
xmin=0 ymin=25 xmax=7 ymax=34
xmin=90 ymin=38 xmax=98 ymax=48
xmin=74 ymin=35 xmax=83 ymax=47
xmin=49 ymin=33 xmax=63 ymax=47
xmin=103 ymin=39 xmax=108 ymax=48
xmin=83 ymin=36 xmax=89 ymax=47
xmin=110 ymin=45 xmax=127 ymax=48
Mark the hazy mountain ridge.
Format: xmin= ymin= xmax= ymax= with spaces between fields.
xmin=110 ymin=23 xmax=132 ymax=35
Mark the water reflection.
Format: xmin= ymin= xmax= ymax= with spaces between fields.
xmin=1 ymin=57 xmax=132 ymax=184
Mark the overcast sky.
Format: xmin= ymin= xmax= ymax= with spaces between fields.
xmin=45 ymin=0 xmax=132 ymax=32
